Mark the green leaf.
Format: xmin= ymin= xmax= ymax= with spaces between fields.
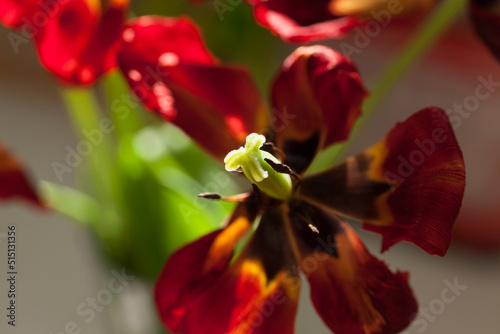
xmin=40 ymin=181 xmax=101 ymax=226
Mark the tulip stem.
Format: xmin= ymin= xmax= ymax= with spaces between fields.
xmin=309 ymin=0 xmax=467 ymax=172
xmin=59 ymin=87 xmax=115 ymax=209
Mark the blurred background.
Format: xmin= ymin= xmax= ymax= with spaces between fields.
xmin=0 ymin=0 xmax=499 ymax=333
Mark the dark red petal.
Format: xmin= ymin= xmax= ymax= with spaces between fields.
xmin=32 ymin=0 xmax=127 ymax=85
xmin=117 ymin=16 xmax=269 ymax=161
xmin=250 ymin=0 xmax=361 ymax=43
xmin=271 ymin=45 xmax=367 ymax=173
xmin=155 ymin=202 xmax=257 ymax=331
xmin=0 ymin=142 xmax=42 ymax=207
xmin=289 ymin=202 xmax=417 ymax=334
xmin=180 ymin=206 xmax=300 ymax=334
xmin=156 ymin=203 xmax=301 ymax=333
xmin=470 ymin=0 xmax=500 ymax=61
xmin=297 ymin=107 xmax=466 ymax=256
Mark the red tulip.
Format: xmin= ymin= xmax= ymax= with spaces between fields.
xmin=116 ymin=22 xmax=466 ymax=332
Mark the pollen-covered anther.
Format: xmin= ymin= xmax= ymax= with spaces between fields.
xmin=224 ymin=133 xmax=293 ymax=201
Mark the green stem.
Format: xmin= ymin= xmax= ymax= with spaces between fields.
xmin=102 ymin=72 xmax=145 ymax=139
xmin=60 ymin=88 xmax=102 ymax=139
xmin=59 ymin=87 xmax=115 ymax=217
xmin=309 ymin=0 xmax=467 ymax=172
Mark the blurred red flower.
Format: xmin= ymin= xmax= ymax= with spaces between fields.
xmin=236 ymin=0 xmax=436 ymax=43
xmin=0 ymin=0 xmax=128 ymax=85
xmin=0 ymin=142 xmax=42 ymax=207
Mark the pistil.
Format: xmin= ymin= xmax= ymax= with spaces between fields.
xmin=224 ymin=133 xmax=293 ymax=201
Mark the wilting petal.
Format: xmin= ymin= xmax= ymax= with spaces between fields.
xmin=117 ymin=16 xmax=269 ymax=161
xmin=289 ymin=202 xmax=417 ymax=334
xmin=180 ymin=205 xmax=300 ymax=334
xmin=0 ymin=142 xmax=42 ymax=207
xmin=30 ymin=0 xmax=127 ymax=85
xmin=248 ymin=0 xmax=435 ymax=43
xmin=155 ymin=202 xmax=257 ymax=331
xmin=271 ymin=45 xmax=367 ymax=174
xmin=470 ymin=0 xmax=500 ymax=61
xmin=297 ymin=107 xmax=465 ymax=256
xmin=157 ymin=203 xmax=300 ymax=333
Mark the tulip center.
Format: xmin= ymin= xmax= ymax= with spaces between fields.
xmin=224 ymin=133 xmax=293 ymax=201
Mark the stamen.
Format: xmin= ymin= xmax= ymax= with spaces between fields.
xmin=308 ymin=223 xmax=320 ymax=234
xmin=264 ymin=158 xmax=293 ymax=174
xmin=198 ymin=192 xmax=252 ymax=202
